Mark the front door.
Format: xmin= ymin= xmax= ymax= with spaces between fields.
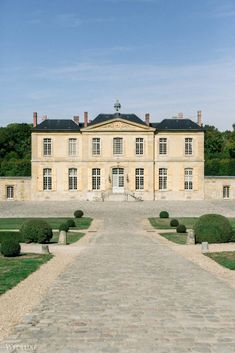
xmin=112 ymin=168 xmax=124 ymax=193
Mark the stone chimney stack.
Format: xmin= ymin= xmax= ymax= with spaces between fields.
xmin=84 ymin=112 xmax=88 ymax=128
xmin=33 ymin=112 xmax=38 ymax=127
xmin=178 ymin=112 xmax=183 ymax=119
xmin=197 ymin=110 xmax=202 ymax=126
xmin=145 ymin=113 xmax=150 ymax=126
xmin=73 ymin=115 xmax=80 ymax=125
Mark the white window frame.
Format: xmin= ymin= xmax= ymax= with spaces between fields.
xmin=159 ymin=168 xmax=167 ymax=190
xmin=185 ymin=138 xmax=193 ymax=156
xmin=68 ymin=168 xmax=77 ymax=190
xmin=223 ymin=185 xmax=230 ymax=199
xmin=92 ymin=138 xmax=101 ymax=156
xmin=68 ymin=138 xmax=77 ymax=156
xmin=92 ymin=168 xmax=101 ymax=190
xmin=43 ymin=168 xmax=52 ymax=191
xmin=135 ymin=168 xmax=144 ymax=190
xmin=159 ymin=138 xmax=167 ymax=155
xmin=6 ymin=185 xmax=14 ymax=199
xmin=184 ymin=168 xmax=193 ymax=191
xmin=113 ymin=137 xmax=123 ymax=155
xmin=136 ymin=138 xmax=144 ymax=155
xmin=43 ymin=138 xmax=52 ymax=156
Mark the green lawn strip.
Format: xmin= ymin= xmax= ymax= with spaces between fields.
xmin=159 ymin=232 xmax=187 ymax=245
xmin=0 ymin=217 xmax=92 ymax=230
xmin=0 ymin=253 xmax=53 ymax=295
xmin=205 ymin=252 xmax=235 ymax=270
xmin=51 ymin=232 xmax=85 ymax=244
xmin=149 ymin=217 xmax=235 ymax=230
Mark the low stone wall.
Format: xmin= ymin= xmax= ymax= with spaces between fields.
xmin=0 ymin=177 xmax=31 ymax=201
xmin=204 ymin=176 xmax=235 ymax=200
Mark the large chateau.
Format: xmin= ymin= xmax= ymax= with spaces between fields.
xmin=1 ymin=105 xmax=235 ymax=201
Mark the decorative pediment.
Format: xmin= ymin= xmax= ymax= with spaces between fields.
xmin=82 ymin=118 xmax=155 ymax=132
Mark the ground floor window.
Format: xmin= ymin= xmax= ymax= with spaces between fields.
xmin=6 ymin=185 xmax=14 ymax=199
xmin=159 ymin=168 xmax=167 ymax=190
xmin=43 ymin=168 xmax=52 ymax=190
xmin=92 ymin=168 xmax=101 ymax=190
xmin=184 ymin=168 xmax=193 ymax=190
xmin=223 ymin=185 xmax=230 ymax=199
xmin=69 ymin=168 xmax=77 ymax=190
xmin=135 ymin=168 xmax=144 ymax=190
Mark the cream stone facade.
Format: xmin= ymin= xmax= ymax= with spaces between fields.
xmin=0 ymin=110 xmax=234 ymax=201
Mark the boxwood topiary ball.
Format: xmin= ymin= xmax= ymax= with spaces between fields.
xmin=20 ymin=220 xmax=53 ymax=244
xmin=176 ymin=224 xmax=187 ymax=233
xmin=159 ymin=211 xmax=169 ymax=219
xmin=170 ymin=219 xmax=179 ymax=227
xmin=1 ymin=238 xmax=21 ymax=257
xmin=74 ymin=210 xmax=84 ymax=218
xmin=59 ymin=223 xmax=69 ymax=232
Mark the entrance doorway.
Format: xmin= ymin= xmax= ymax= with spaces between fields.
xmin=112 ymin=168 xmax=124 ymax=193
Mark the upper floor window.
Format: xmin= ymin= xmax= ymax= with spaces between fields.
xmin=223 ymin=185 xmax=230 ymax=199
xmin=43 ymin=138 xmax=52 ymax=156
xmin=6 ymin=186 xmax=14 ymax=199
xmin=92 ymin=168 xmax=101 ymax=190
xmin=159 ymin=138 xmax=167 ymax=155
xmin=135 ymin=168 xmax=144 ymax=190
xmin=68 ymin=138 xmax=77 ymax=156
xmin=136 ymin=138 xmax=144 ymax=155
xmin=92 ymin=138 xmax=101 ymax=156
xmin=184 ymin=168 xmax=193 ymax=190
xmin=185 ymin=138 xmax=193 ymax=155
xmin=69 ymin=168 xmax=77 ymax=190
xmin=43 ymin=168 xmax=52 ymax=190
xmin=113 ymin=137 xmax=123 ymax=155
xmin=159 ymin=168 xmax=167 ymax=190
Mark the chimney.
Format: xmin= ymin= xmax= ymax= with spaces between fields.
xmin=84 ymin=112 xmax=88 ymax=128
xmin=73 ymin=115 xmax=80 ymax=125
xmin=42 ymin=114 xmax=47 ymax=121
xmin=145 ymin=113 xmax=150 ymax=126
xmin=178 ymin=112 xmax=183 ymax=119
xmin=33 ymin=112 xmax=38 ymax=127
xmin=197 ymin=110 xmax=202 ymax=126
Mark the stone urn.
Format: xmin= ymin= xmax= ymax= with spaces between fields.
xmin=58 ymin=230 xmax=67 ymax=245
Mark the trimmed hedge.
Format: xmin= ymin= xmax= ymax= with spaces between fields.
xmin=159 ymin=211 xmax=169 ymax=219
xmin=177 ymin=224 xmax=187 ymax=233
xmin=20 ymin=220 xmax=53 ymax=243
xmin=59 ymin=223 xmax=69 ymax=232
xmin=170 ymin=219 xmax=179 ymax=227
xmin=74 ymin=210 xmax=84 ymax=218
xmin=67 ymin=219 xmax=76 ymax=228
xmin=0 ymin=231 xmax=24 ymax=243
xmin=1 ymin=238 xmax=21 ymax=257
xmin=194 ymin=214 xmax=233 ymax=244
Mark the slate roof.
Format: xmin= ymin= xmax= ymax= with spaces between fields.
xmin=32 ymin=119 xmax=83 ymax=131
xmin=89 ymin=113 xmax=147 ymax=126
xmin=151 ymin=119 xmax=203 ymax=131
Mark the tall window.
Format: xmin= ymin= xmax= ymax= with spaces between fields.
xmin=113 ymin=138 xmax=123 ymax=155
xmin=136 ymin=138 xmax=144 ymax=155
xmin=159 ymin=168 xmax=167 ymax=190
xmin=135 ymin=168 xmax=144 ymax=190
xmin=159 ymin=138 xmax=167 ymax=155
xmin=92 ymin=138 xmax=101 ymax=156
xmin=185 ymin=138 xmax=193 ymax=155
xmin=43 ymin=138 xmax=52 ymax=156
xmin=184 ymin=168 xmax=193 ymax=190
xmin=43 ymin=168 xmax=52 ymax=190
xmin=92 ymin=168 xmax=101 ymax=190
xmin=223 ymin=186 xmax=230 ymax=199
xmin=69 ymin=168 xmax=77 ymax=190
xmin=6 ymin=186 xmax=14 ymax=199
xmin=68 ymin=138 xmax=77 ymax=156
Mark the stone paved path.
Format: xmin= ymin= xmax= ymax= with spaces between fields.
xmin=1 ymin=208 xmax=235 ymax=352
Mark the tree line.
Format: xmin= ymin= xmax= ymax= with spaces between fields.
xmin=0 ymin=123 xmax=235 ymax=177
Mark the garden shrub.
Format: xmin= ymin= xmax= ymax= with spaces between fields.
xmin=177 ymin=224 xmax=187 ymax=233
xmin=59 ymin=223 xmax=69 ymax=232
xmin=1 ymin=238 xmax=21 ymax=257
xmin=194 ymin=214 xmax=233 ymax=244
xmin=66 ymin=219 xmax=76 ymax=228
xmin=170 ymin=219 xmax=179 ymax=227
xmin=159 ymin=211 xmax=169 ymax=219
xmin=20 ymin=220 xmax=53 ymax=243
xmin=74 ymin=210 xmax=84 ymax=218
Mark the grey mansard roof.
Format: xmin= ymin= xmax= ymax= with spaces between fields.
xmin=32 ymin=114 xmax=203 ymax=132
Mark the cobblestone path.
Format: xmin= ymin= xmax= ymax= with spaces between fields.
xmin=1 ymin=210 xmax=235 ymax=353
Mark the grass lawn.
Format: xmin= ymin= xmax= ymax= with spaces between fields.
xmin=149 ymin=217 xmax=235 ymax=230
xmin=0 ymin=217 xmax=92 ymax=230
xmin=0 ymin=253 xmax=53 ymax=295
xmin=51 ymin=232 xmax=85 ymax=244
xmin=205 ymin=252 xmax=235 ymax=270
xmin=159 ymin=232 xmax=187 ymax=245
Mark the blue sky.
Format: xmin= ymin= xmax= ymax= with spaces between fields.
xmin=1 ymin=0 xmax=235 ymax=129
